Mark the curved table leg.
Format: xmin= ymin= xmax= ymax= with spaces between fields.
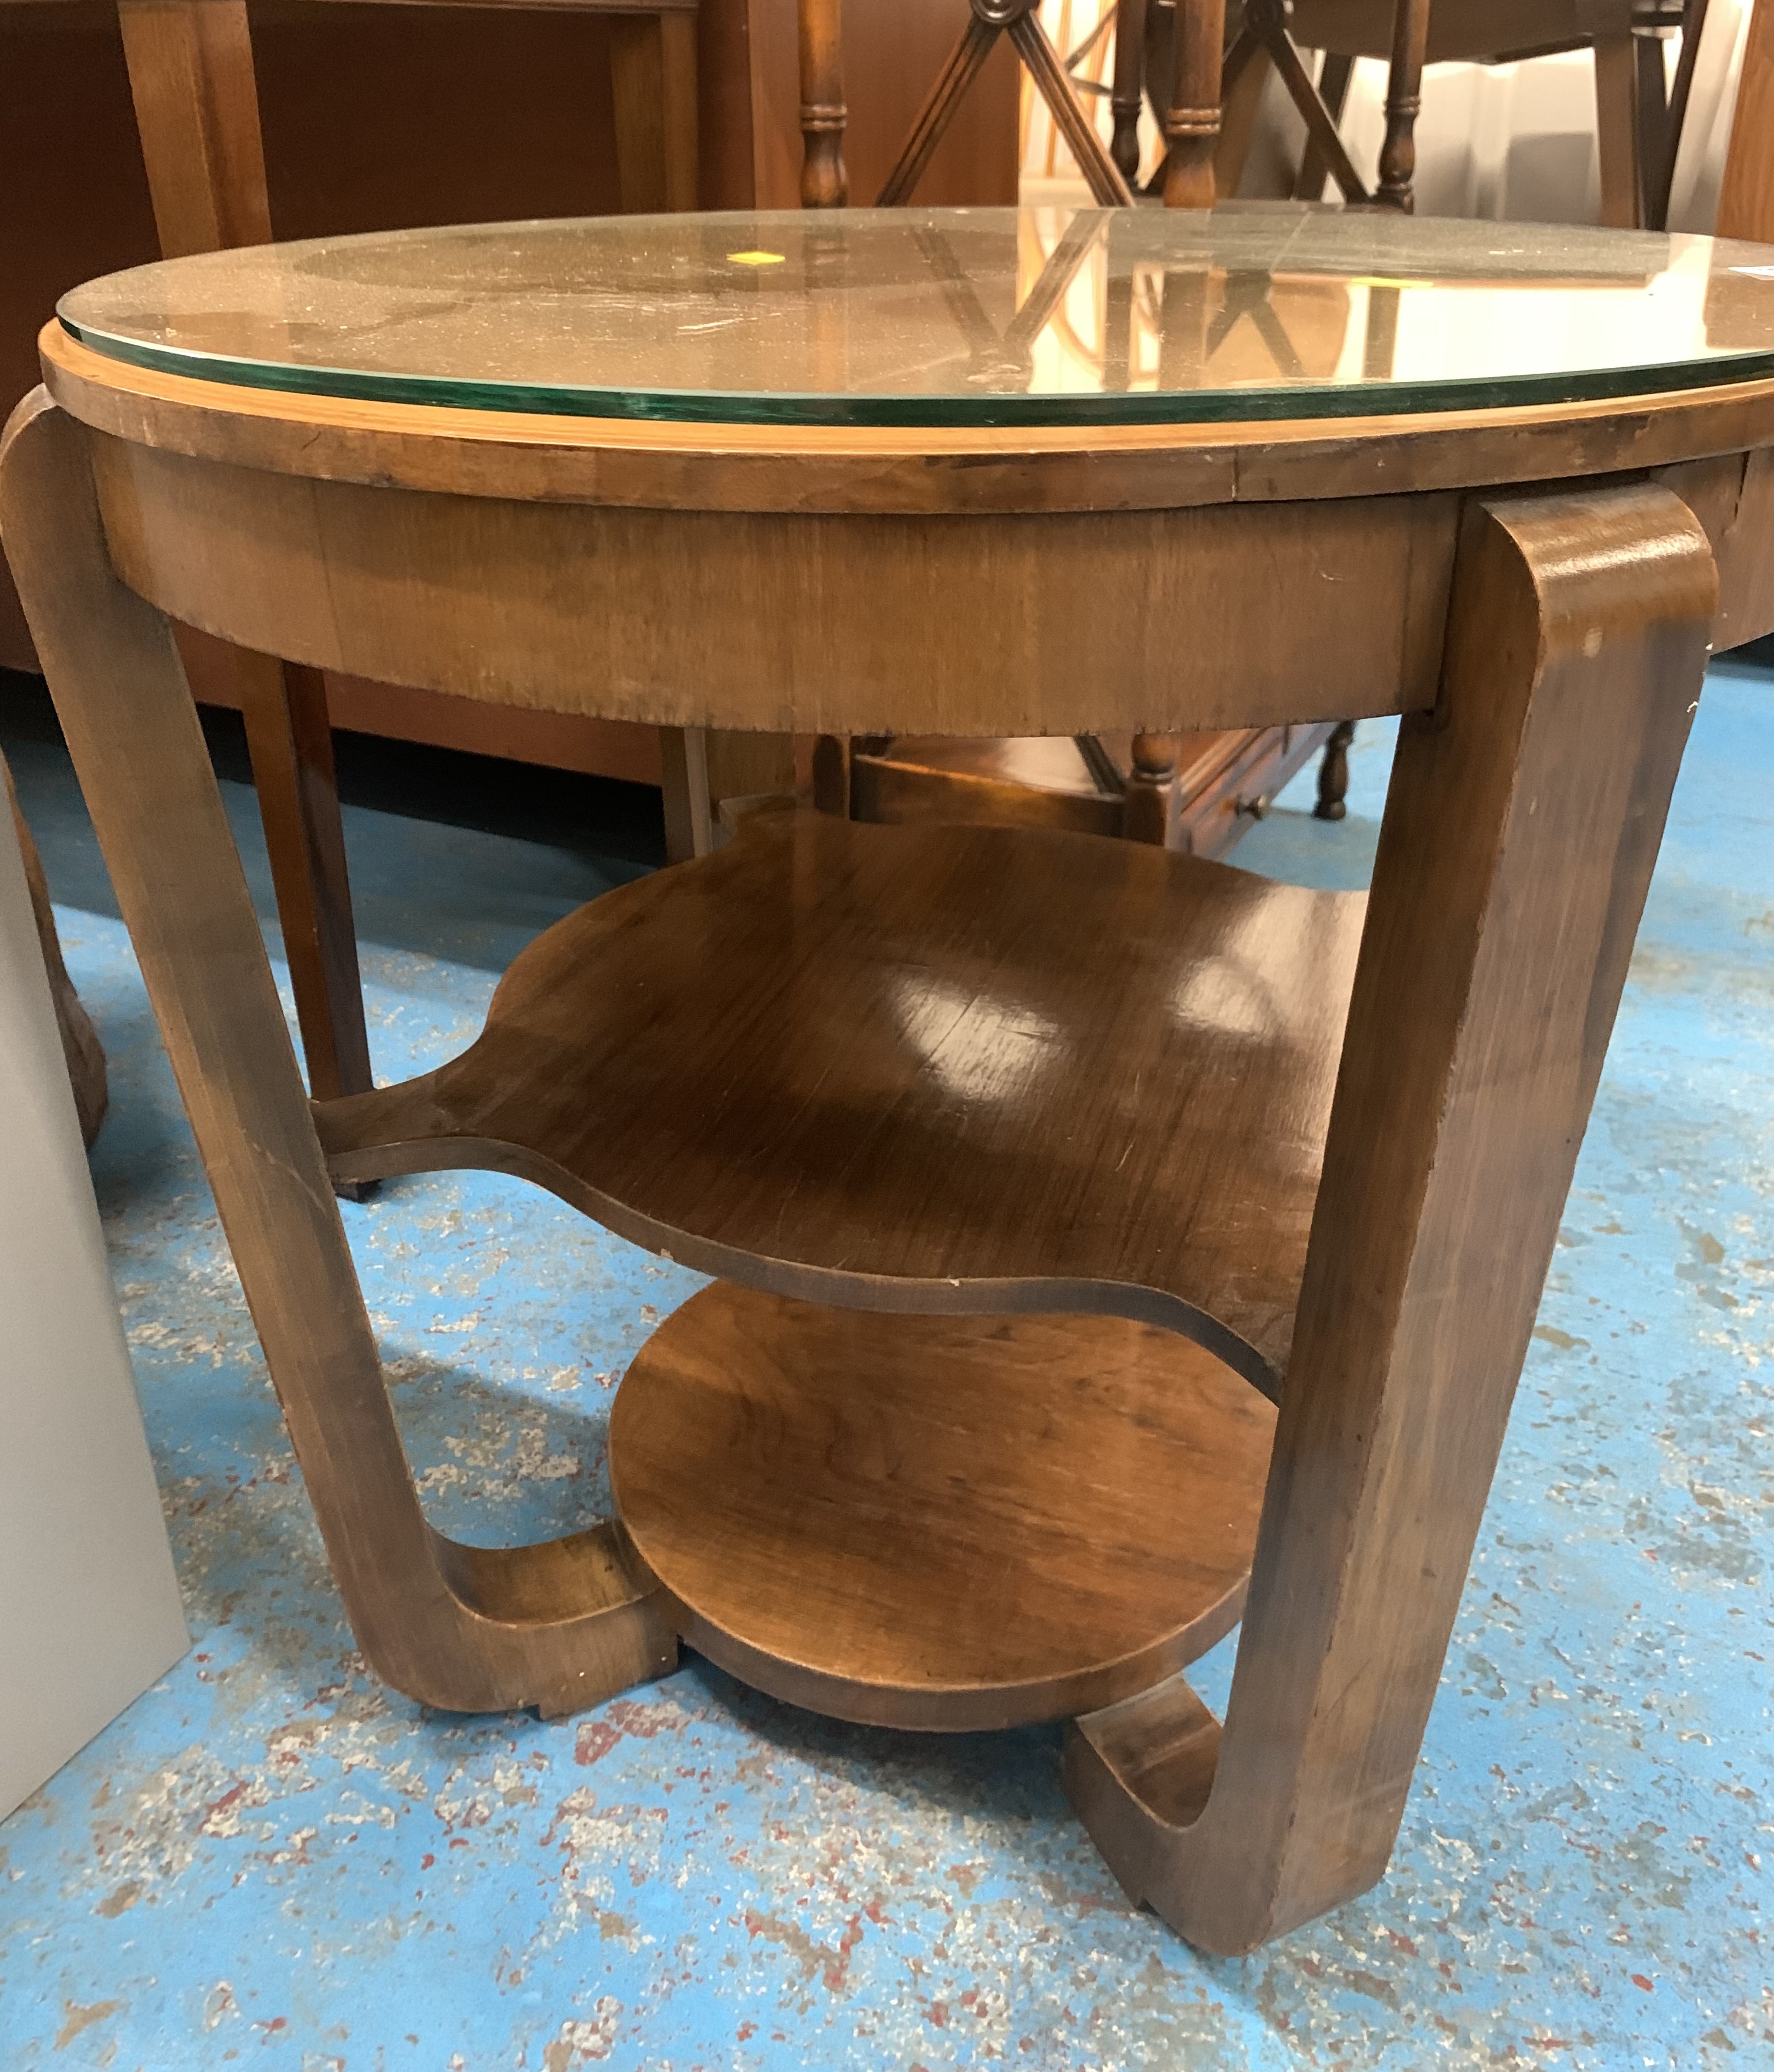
xmin=1065 ymin=482 xmax=1718 ymax=1952
xmin=0 ymin=392 xmax=676 ymax=1718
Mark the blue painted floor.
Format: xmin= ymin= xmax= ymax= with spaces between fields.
xmin=1 ymin=671 xmax=1770 ymax=2070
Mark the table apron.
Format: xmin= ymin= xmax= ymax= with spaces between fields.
xmin=87 ymin=431 xmax=1465 ymax=734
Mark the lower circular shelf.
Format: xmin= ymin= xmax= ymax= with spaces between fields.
xmin=609 ymin=1283 xmax=1277 ymax=1731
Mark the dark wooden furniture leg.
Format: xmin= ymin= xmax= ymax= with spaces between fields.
xmin=1312 ymin=717 xmax=1353 ymax=821
xmin=1292 ymin=50 xmax=1353 ymax=199
xmin=877 ymin=0 xmax=1132 ymax=208
xmin=1122 ymin=733 xmax=1180 ymax=844
xmin=1376 ymin=0 xmax=1431 ymax=209
xmin=1110 ymin=0 xmax=1149 ymax=185
xmin=1634 ymin=22 xmax=1673 ymax=228
xmin=798 ymin=0 xmax=849 ymax=205
xmin=116 ymin=0 xmax=270 ymax=256
xmin=1064 ymin=480 xmax=1717 ymax=1952
xmin=658 ymin=724 xmax=713 ymax=860
xmin=0 ymin=391 xmax=677 ymax=1719
xmin=232 ymin=650 xmax=373 ymax=1109
xmin=1244 ymin=0 xmax=1370 ymax=202
xmin=611 ymin=8 xmax=706 ymax=845
xmin=1160 ymin=0 xmax=1225 ymax=208
xmin=117 ymin=0 xmax=376 ymax=1120
xmin=1652 ymin=0 xmax=1710 ymax=229
xmin=1595 ymin=26 xmax=1646 ymax=226
xmin=1008 ymin=4 xmax=1138 ymax=204
xmin=610 ymin=7 xmax=699 ymax=212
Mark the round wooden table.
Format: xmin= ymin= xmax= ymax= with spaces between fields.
xmin=5 ymin=203 xmax=1773 ymax=1954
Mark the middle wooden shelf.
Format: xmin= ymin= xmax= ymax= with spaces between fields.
xmin=315 ymin=810 xmax=1365 ymax=1392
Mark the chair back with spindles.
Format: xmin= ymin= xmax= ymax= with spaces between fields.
xmin=797 ymin=0 xmax=1230 ymax=214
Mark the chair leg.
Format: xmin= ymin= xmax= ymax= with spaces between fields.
xmin=659 ymin=726 xmax=713 ymax=862
xmin=117 ymin=0 xmax=271 ymax=256
xmin=1247 ymin=0 xmax=1370 ymax=203
xmin=231 ymin=649 xmax=374 ymax=1115
xmin=878 ymin=9 xmax=1003 ymax=206
xmin=1123 ymin=734 xmax=1180 ymax=845
xmin=1210 ymin=31 xmax=1271 ymax=198
xmin=1654 ymin=0 xmax=1710 ymax=231
xmin=1010 ymin=6 xmax=1136 ymax=204
xmin=798 ymin=0 xmax=849 ymax=207
xmin=1159 ymin=0 xmax=1226 ymax=208
xmin=1376 ymin=0 xmax=1431 ymax=209
xmin=1109 ymin=0 xmax=1149 ymax=185
xmin=610 ymin=10 xmax=699 ymax=212
xmin=1293 ymin=51 xmax=1353 ymax=200
xmin=4 ymin=749 xmax=107 ymax=1147
xmin=1634 ymin=27 xmax=1674 ymax=229
xmin=1312 ymin=720 xmax=1355 ymax=821
xmin=1594 ymin=28 xmax=1644 ymax=227
xmin=811 ymin=734 xmax=853 ymax=818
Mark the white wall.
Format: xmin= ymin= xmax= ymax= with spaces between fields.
xmin=0 ymin=805 xmax=187 ymax=1820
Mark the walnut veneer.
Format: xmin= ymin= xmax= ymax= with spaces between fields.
xmin=5 ymin=224 xmax=1771 ymax=1950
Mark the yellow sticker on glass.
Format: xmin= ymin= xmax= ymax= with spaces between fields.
xmin=728 ymin=250 xmax=786 ymax=267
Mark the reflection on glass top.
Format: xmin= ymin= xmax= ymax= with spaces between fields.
xmin=57 ymin=204 xmax=1774 ymax=428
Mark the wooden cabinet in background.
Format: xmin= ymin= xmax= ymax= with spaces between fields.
xmin=0 ymin=0 xmax=1019 ymax=672
xmin=0 ymin=0 xmax=1019 ymax=1118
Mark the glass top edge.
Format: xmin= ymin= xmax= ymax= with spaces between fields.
xmin=59 ymin=316 xmax=1774 ymax=434
xmin=55 ymin=204 xmax=1774 ymax=431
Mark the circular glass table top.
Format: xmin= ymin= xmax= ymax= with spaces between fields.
xmin=57 ymin=203 xmax=1774 ymax=430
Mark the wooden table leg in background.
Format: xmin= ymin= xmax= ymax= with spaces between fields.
xmin=1 ymin=392 xmax=678 ymax=1718
xmin=1313 ymin=717 xmax=1354 ymax=820
xmin=1594 ymin=27 xmax=1646 ymax=228
xmin=116 ymin=0 xmax=270 ymax=256
xmin=611 ymin=3 xmax=708 ymax=847
xmin=117 ymin=0 xmax=377 ymax=1125
xmin=658 ymin=723 xmax=712 ymax=860
xmin=229 ymin=649 xmax=374 ymax=1106
xmin=1065 ymin=481 xmax=1717 ymax=1952
xmin=610 ymin=5 xmax=699 ymax=211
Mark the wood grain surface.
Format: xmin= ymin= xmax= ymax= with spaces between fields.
xmin=316 ymin=808 xmax=1367 ymax=1391
xmin=79 ymin=421 xmax=1463 ymax=734
xmin=0 ymin=390 xmax=679 ymax=1719
xmin=610 ymin=1284 xmax=1277 ymax=1729
xmin=116 ymin=0 xmax=272 ymax=257
xmin=1064 ymin=480 xmax=1718 ymax=1953
xmin=1719 ymin=0 xmax=1774 ymax=243
xmin=4 ymin=360 xmax=1753 ymax=1949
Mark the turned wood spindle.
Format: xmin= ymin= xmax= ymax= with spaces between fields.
xmin=1162 ymin=0 xmax=1227 ymax=209
xmin=798 ymin=0 xmax=848 ymax=208
xmin=1109 ymin=0 xmax=1150 ymax=187
xmin=1376 ymin=0 xmax=1431 ymax=210
xmin=1313 ymin=719 xmax=1355 ymax=821
xmin=1123 ymin=733 xmax=1181 ymax=845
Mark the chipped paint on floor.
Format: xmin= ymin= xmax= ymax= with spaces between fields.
xmin=1 ymin=665 xmax=1770 ymax=2070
